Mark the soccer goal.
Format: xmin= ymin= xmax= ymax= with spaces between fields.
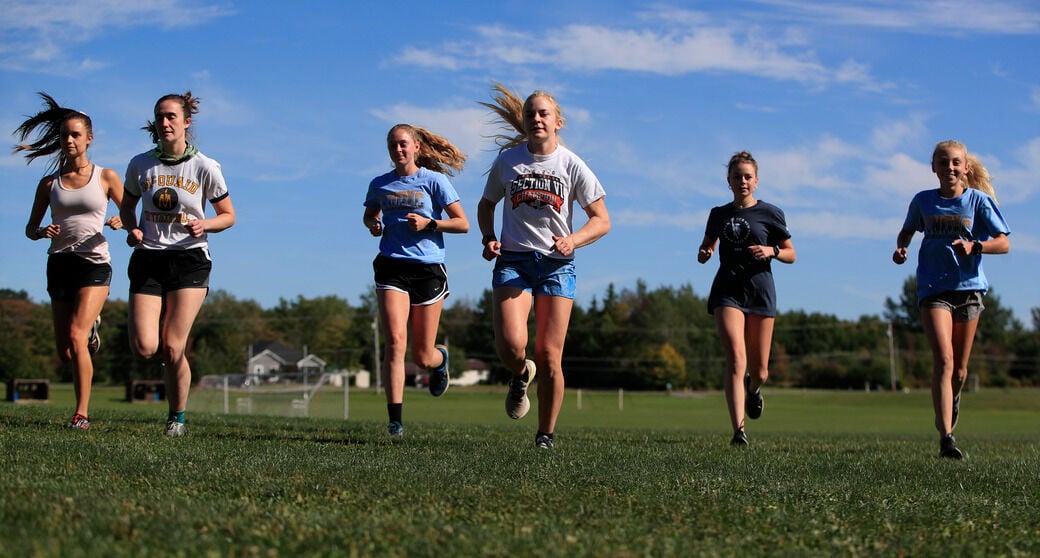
xmin=194 ymin=371 xmax=354 ymax=419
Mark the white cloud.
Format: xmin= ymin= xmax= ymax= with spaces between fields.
xmin=989 ymin=137 xmax=1040 ymax=204
xmin=393 ymin=47 xmax=461 ymax=71
xmin=398 ymin=20 xmax=878 ymax=90
xmin=612 ymin=208 xmax=708 ymax=230
xmin=0 ymin=0 xmax=233 ymax=70
xmin=862 ymin=153 xmax=933 ymax=199
xmin=0 ymin=0 xmax=233 ymax=32
xmin=369 ymin=104 xmax=496 ymax=165
xmin=788 ymin=211 xmax=904 ymax=240
xmin=751 ymin=0 xmax=1040 ymax=35
xmin=756 ymin=136 xmax=858 ymax=194
xmin=869 ymin=115 xmax=928 ymax=153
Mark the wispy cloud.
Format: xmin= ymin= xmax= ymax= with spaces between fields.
xmin=0 ymin=0 xmax=233 ymax=70
xmin=789 ymin=211 xmax=904 ymax=240
xmin=394 ymin=19 xmax=881 ymax=90
xmin=369 ymin=104 xmax=497 ymax=167
xmin=751 ymin=0 xmax=1040 ymax=35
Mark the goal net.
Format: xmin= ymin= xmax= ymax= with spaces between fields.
xmin=192 ymin=371 xmax=352 ymax=419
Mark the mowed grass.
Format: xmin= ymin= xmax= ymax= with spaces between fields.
xmin=1 ymin=385 xmax=1037 ymax=557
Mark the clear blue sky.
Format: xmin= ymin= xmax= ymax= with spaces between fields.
xmin=1 ymin=1 xmax=1037 ymax=324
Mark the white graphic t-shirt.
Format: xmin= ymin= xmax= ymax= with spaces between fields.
xmin=482 ymin=144 xmax=605 ymax=259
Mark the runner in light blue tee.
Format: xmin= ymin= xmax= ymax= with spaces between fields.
xmin=893 ymin=140 xmax=1011 ymax=461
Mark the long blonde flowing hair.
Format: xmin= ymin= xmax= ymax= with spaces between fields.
xmin=388 ymin=124 xmax=466 ymax=176
xmin=478 ymin=82 xmax=565 ymax=153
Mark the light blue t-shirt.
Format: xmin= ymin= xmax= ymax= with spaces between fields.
xmin=364 ymin=167 xmax=460 ymax=264
xmin=902 ymin=188 xmax=1010 ymax=300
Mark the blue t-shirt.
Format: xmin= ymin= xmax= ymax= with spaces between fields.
xmin=902 ymin=188 xmax=1010 ymax=300
xmin=364 ymin=167 xmax=460 ymax=264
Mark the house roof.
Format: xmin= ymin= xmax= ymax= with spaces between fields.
xmin=249 ymin=341 xmax=327 ymax=367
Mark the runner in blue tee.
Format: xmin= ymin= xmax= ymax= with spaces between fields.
xmin=363 ymin=124 xmax=469 ymax=437
xmin=893 ymin=140 xmax=1010 ymax=459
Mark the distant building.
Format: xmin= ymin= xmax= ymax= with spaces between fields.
xmin=247 ymin=341 xmax=327 ymax=380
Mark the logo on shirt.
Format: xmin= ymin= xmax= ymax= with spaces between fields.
xmin=925 ymin=215 xmax=972 ymax=237
xmin=721 ymin=217 xmax=751 ymax=246
xmin=381 ymin=191 xmax=426 ymax=211
xmin=153 ymin=187 xmax=179 ymax=211
xmin=509 ymin=172 xmax=564 ymax=212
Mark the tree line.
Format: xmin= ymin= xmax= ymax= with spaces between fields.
xmin=2 ymin=278 xmax=1038 ymax=390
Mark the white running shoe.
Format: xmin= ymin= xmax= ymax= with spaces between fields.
xmin=505 ymin=359 xmax=536 ymax=419
xmin=165 ymin=420 xmax=186 ymax=437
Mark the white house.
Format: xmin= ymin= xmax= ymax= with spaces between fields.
xmin=247 ymin=341 xmax=327 ymax=381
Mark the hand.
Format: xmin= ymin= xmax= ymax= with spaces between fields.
xmin=106 ymin=216 xmax=123 ymax=230
xmin=697 ymin=247 xmax=713 ymax=264
xmin=31 ymin=224 xmax=60 ymax=240
xmin=482 ymin=239 xmax=501 ymax=261
xmin=184 ymin=218 xmax=206 ymax=238
xmin=892 ymin=247 xmax=908 ymax=265
xmin=126 ymin=228 xmax=144 ymax=247
xmin=951 ymin=239 xmax=973 ymax=256
xmin=552 ymin=235 xmax=575 ymax=257
xmin=748 ymin=244 xmax=772 ymax=261
xmin=366 ymin=219 xmax=382 ymax=237
xmin=405 ymin=213 xmax=431 ymax=232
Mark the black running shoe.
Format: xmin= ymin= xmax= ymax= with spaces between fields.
xmin=731 ymin=430 xmax=749 ymax=447
xmin=939 ymin=433 xmax=963 ymax=459
xmin=428 ymin=345 xmax=450 ymax=397
xmin=535 ymin=432 xmax=554 ymax=450
xmin=744 ymin=375 xmax=763 ymax=420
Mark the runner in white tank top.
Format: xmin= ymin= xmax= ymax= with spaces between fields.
xmin=18 ymin=93 xmax=124 ymax=430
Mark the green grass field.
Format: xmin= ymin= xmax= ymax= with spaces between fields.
xmin=1 ymin=384 xmax=1037 ymax=557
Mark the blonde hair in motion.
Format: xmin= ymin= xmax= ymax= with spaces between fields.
xmin=478 ymin=82 xmax=565 ymax=153
xmin=387 ymin=124 xmax=467 ymax=176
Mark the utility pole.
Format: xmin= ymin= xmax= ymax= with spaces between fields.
xmin=887 ymin=321 xmax=897 ymax=391
xmin=372 ymin=316 xmax=381 ymax=393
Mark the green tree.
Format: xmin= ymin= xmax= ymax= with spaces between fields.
xmin=0 ymin=291 xmax=53 ymax=382
xmin=640 ymin=342 xmax=686 ymax=388
xmin=884 ymin=276 xmax=920 ymax=330
xmin=267 ymin=294 xmax=365 ymax=370
xmin=191 ymin=290 xmax=271 ymax=377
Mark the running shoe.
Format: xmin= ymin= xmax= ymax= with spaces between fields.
xmin=505 ymin=359 xmax=536 ymax=419
xmin=164 ymin=420 xmax=186 ymax=438
xmin=744 ymin=374 xmax=764 ymax=420
xmin=387 ymin=421 xmax=405 ymax=437
xmin=939 ymin=433 xmax=963 ymax=459
xmin=67 ymin=413 xmax=91 ymax=430
xmin=428 ymin=344 xmax=450 ymax=397
xmin=951 ymin=395 xmax=960 ymax=430
xmin=87 ymin=316 xmax=101 ymax=355
xmin=535 ymin=432 xmax=554 ymax=450
xmin=731 ymin=430 xmax=749 ymax=447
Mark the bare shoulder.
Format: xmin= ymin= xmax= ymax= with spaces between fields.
xmin=100 ymin=167 xmax=122 ymax=183
xmin=35 ymin=174 xmax=56 ymax=195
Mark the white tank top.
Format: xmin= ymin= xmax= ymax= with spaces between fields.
xmin=48 ymin=164 xmax=111 ymax=264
